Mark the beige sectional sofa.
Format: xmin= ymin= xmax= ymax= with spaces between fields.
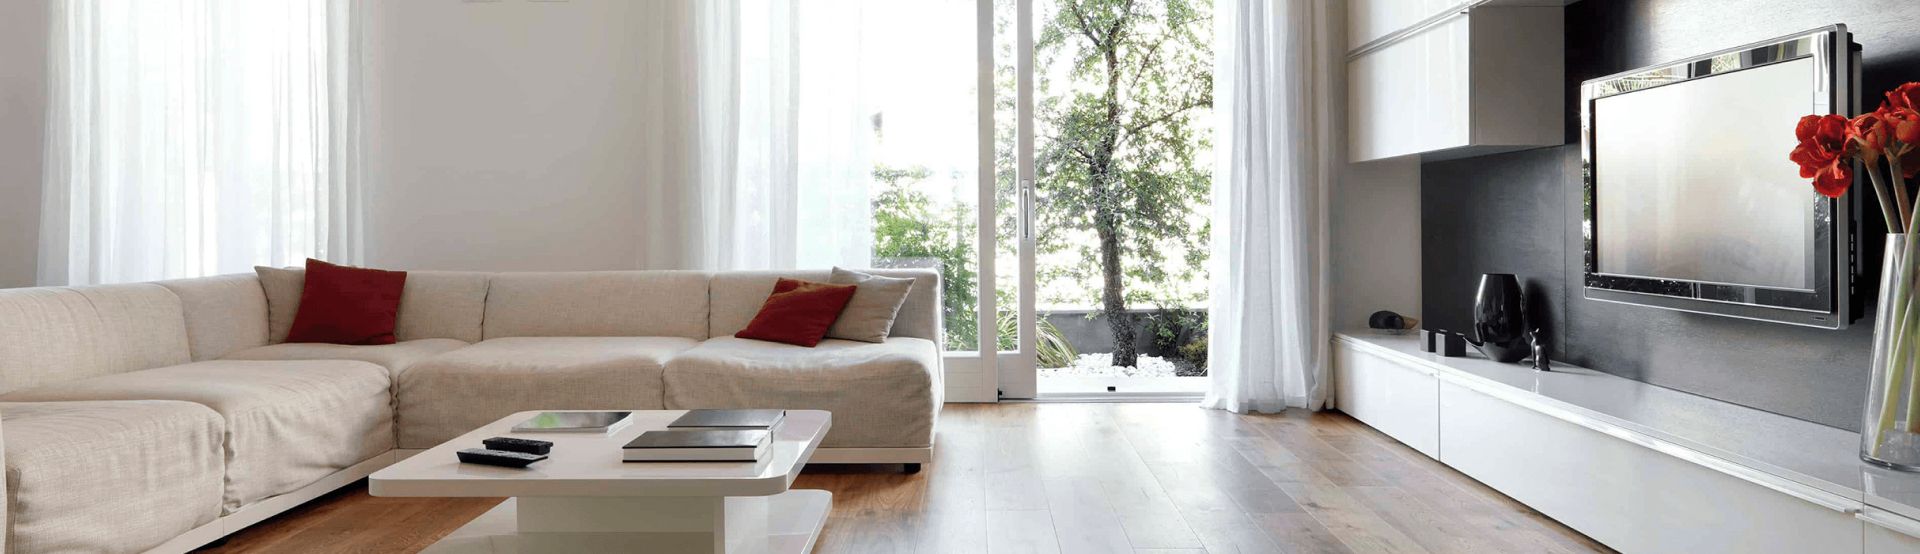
xmin=0 ymin=269 xmax=941 ymax=553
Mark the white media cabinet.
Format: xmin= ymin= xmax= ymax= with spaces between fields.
xmin=1333 ymin=331 xmax=1920 ymax=553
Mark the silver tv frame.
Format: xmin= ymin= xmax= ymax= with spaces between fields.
xmin=1580 ymin=25 xmax=1861 ymax=329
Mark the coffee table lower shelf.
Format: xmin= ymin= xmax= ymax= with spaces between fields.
xmin=421 ymin=489 xmax=833 ymax=554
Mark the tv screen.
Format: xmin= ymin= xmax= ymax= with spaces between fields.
xmin=1581 ymin=25 xmax=1859 ymax=329
xmin=1592 ymin=57 xmax=1816 ymax=291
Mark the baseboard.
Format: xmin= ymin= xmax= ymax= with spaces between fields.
xmin=143 ymin=450 xmax=399 ymax=554
xmin=807 ymin=447 xmax=933 ymax=464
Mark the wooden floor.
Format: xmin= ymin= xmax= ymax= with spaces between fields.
xmin=200 ymin=403 xmax=1610 ymax=553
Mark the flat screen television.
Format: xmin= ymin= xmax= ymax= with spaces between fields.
xmin=1581 ymin=26 xmax=1862 ymax=329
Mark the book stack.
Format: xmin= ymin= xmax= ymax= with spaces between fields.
xmin=622 ymin=409 xmax=786 ymax=462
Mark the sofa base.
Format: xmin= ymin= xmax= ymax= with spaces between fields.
xmin=808 ymin=446 xmax=933 ymax=464
xmin=144 ymin=451 xmax=400 ymax=554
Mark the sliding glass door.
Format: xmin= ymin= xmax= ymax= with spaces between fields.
xmin=861 ymin=0 xmax=1213 ymax=401
xmin=1002 ymin=0 xmax=1215 ymax=398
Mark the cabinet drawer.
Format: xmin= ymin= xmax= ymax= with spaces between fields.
xmin=1348 ymin=13 xmax=1471 ymax=162
xmin=1864 ymin=508 xmax=1920 ymax=554
xmin=1332 ymin=341 xmax=1439 ymax=457
xmin=1438 ymin=381 xmax=1861 ymax=553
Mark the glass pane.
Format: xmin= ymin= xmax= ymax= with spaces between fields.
xmin=1030 ymin=0 xmax=1214 ymax=389
xmin=863 ymin=0 xmax=983 ymax=351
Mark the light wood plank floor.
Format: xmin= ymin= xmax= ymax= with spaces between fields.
xmin=199 ymin=403 xmax=1610 ymax=553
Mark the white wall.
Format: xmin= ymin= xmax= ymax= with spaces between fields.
xmin=0 ymin=0 xmax=48 ymax=288
xmin=361 ymin=0 xmax=678 ymax=271
xmin=1332 ymin=157 xmax=1422 ymax=329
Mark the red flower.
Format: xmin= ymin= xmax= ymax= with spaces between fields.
xmin=1887 ymin=82 xmax=1920 ymax=113
xmin=1853 ymin=112 xmax=1893 ymax=162
xmin=1791 ymin=114 xmax=1854 ymax=198
xmin=1888 ymin=107 xmax=1920 ymax=145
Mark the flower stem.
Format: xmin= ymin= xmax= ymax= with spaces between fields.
xmin=1869 ymin=166 xmax=1901 ymax=235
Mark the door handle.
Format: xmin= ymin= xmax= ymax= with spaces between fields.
xmin=1019 ymin=178 xmax=1035 ymax=242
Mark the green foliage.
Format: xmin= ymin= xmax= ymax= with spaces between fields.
xmin=1031 ymin=0 xmax=1214 ymax=366
xmin=1144 ymin=307 xmax=1207 ymax=368
xmin=997 ymin=310 xmax=1081 ymax=369
xmin=871 ymin=164 xmax=980 ymax=350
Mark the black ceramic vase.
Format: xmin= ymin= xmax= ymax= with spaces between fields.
xmin=1469 ymin=273 xmax=1529 ymax=363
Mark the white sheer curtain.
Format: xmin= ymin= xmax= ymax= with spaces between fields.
xmin=39 ymin=0 xmax=361 ymax=286
xmin=645 ymin=0 xmax=874 ymax=271
xmin=1203 ymin=0 xmax=1337 ymax=413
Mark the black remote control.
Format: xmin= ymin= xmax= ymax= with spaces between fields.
xmin=457 ymin=448 xmax=548 ymax=468
xmin=483 ymin=436 xmax=554 ymax=455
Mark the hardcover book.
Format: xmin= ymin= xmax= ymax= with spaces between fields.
xmin=622 ymin=429 xmax=771 ymax=462
xmin=667 ymin=409 xmax=786 ymax=430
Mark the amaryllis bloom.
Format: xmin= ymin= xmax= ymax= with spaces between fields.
xmin=1887 ymin=82 xmax=1920 ymax=113
xmin=1888 ymin=107 xmax=1920 ymax=145
xmin=1853 ymin=111 xmax=1894 ymax=162
xmin=1791 ymin=114 xmax=1854 ymax=197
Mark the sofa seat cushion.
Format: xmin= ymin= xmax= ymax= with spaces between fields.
xmin=222 ymin=338 xmax=468 ymax=373
xmin=396 ymin=337 xmax=698 ymax=448
xmin=1 ymin=400 xmax=225 ymax=553
xmin=0 ymin=360 xmax=394 ymax=513
xmin=663 ymin=336 xmax=941 ymax=448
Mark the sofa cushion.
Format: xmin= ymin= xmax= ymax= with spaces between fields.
xmin=0 ymin=283 xmax=192 ymax=394
xmin=286 ymin=259 xmax=409 ymax=345
xmin=482 ymin=271 xmax=710 ymax=340
xmin=0 ymin=360 xmax=395 ymax=513
xmin=1 ymin=400 xmax=224 ymax=553
xmin=709 ymin=269 xmax=942 ymax=344
xmin=222 ymin=338 xmax=468 ymax=373
xmin=157 ymin=273 xmax=271 ymax=361
xmin=825 ymin=267 xmax=916 ymax=343
xmin=663 ymin=336 xmax=941 ymax=448
xmin=396 ymin=337 xmax=698 ymax=448
xmin=259 ymin=267 xmax=492 ymax=344
xmin=734 ymin=278 xmax=859 ymax=347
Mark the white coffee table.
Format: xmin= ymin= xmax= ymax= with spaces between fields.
xmin=370 ymin=409 xmax=832 ymax=554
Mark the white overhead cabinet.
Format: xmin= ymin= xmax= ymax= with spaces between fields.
xmin=1347 ymin=1 xmax=1564 ymax=162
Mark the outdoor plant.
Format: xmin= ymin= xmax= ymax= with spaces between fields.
xmin=998 ymin=310 xmax=1080 ymax=369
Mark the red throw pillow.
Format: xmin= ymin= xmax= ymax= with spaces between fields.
xmin=285 ymin=259 xmax=408 ymax=345
xmin=735 ymin=278 xmax=859 ymax=347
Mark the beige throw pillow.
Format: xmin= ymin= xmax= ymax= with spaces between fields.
xmin=255 ymin=266 xmax=306 ymax=343
xmin=825 ymin=267 xmax=916 ymax=343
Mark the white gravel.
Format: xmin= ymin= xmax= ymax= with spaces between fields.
xmin=1037 ymin=353 xmax=1180 ymax=378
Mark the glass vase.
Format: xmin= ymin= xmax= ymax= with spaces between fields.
xmin=1865 ymin=233 xmax=1920 ymax=470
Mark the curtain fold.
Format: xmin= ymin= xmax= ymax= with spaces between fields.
xmin=39 ymin=0 xmax=361 ymax=286
xmin=1202 ymin=0 xmax=1337 ymax=413
xmin=640 ymin=0 xmax=874 ymax=272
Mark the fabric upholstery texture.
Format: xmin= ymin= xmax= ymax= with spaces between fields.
xmin=395 ymin=337 xmax=697 ymax=448
xmin=157 ymin=274 xmax=271 ymax=361
xmin=394 ymin=271 xmax=491 ymax=343
xmin=223 ymin=339 xmax=468 ymax=373
xmin=257 ymin=267 xmax=493 ymax=344
xmin=709 ymin=269 xmax=941 ymax=343
xmin=825 ymin=267 xmax=915 ymax=343
xmin=1 ymin=360 xmax=395 ymax=513
xmin=0 ymin=283 xmax=192 ymax=394
xmin=734 ymin=278 xmax=858 ymax=347
xmin=256 ymin=266 xmax=305 ymax=343
xmin=1 ymin=400 xmax=224 ymax=553
xmin=286 ymin=259 xmax=409 ymax=345
xmin=482 ymin=271 xmax=711 ymax=340
xmin=664 ymin=336 xmax=940 ymax=448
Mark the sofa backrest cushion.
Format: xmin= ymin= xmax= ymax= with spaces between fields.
xmin=483 ymin=271 xmax=711 ymax=340
xmin=0 ymin=284 xmax=192 ymax=394
xmin=157 ymin=274 xmax=270 ymax=361
xmin=257 ymin=267 xmax=492 ymax=344
xmin=709 ymin=269 xmax=941 ymax=343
